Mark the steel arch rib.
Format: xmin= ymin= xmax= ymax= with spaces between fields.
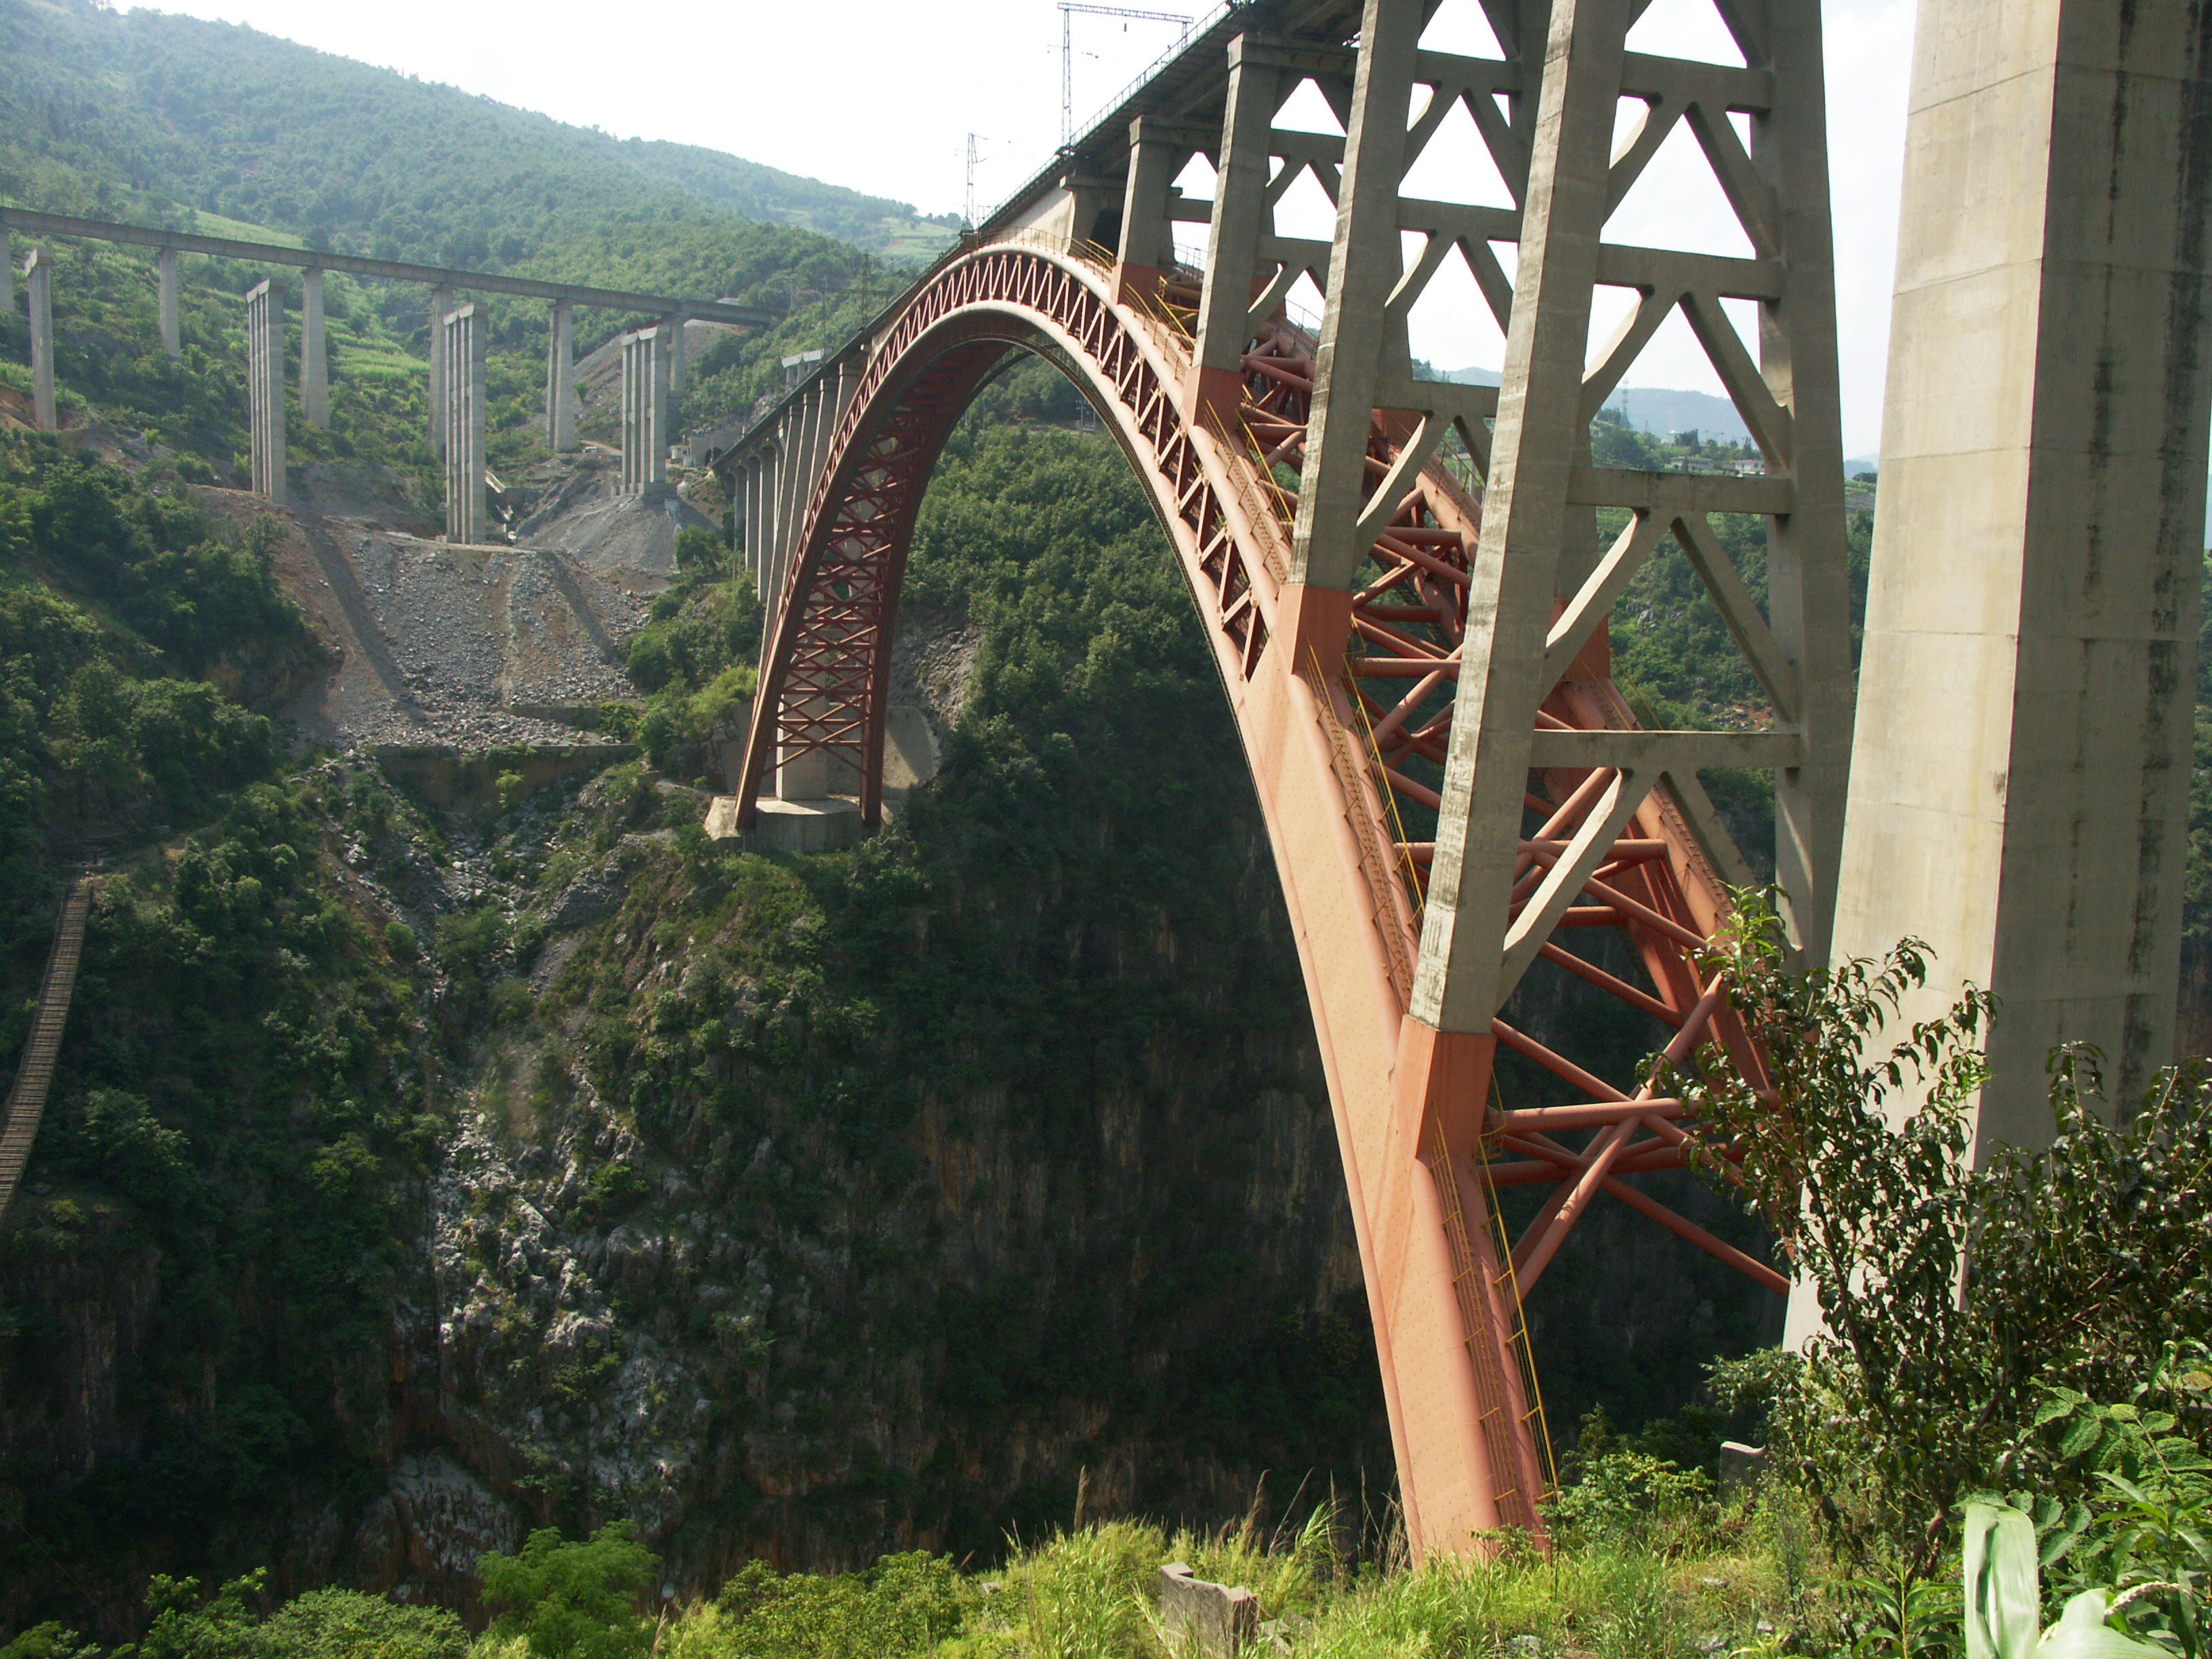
xmin=737 ymin=244 xmax=1763 ymax=1557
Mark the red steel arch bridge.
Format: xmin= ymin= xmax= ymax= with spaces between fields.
xmin=708 ymin=0 xmax=2212 ymax=1557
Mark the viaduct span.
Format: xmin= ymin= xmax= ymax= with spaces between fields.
xmin=1 ymin=204 xmax=773 ymax=533
xmin=710 ymin=0 xmax=2212 ymax=1559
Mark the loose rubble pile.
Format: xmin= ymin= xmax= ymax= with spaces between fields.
xmin=275 ymin=523 xmax=649 ymax=752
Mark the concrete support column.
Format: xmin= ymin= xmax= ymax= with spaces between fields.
xmin=759 ymin=447 xmax=781 ymax=604
xmin=771 ymin=407 xmax=803 ymax=603
xmin=1818 ymin=0 xmax=2212 ymax=1237
xmin=619 ymin=325 xmax=668 ymax=497
xmin=661 ymin=312 xmax=687 ymax=448
xmin=1189 ymin=37 xmax=1284 ymax=426
xmin=798 ymin=381 xmax=831 ymax=520
xmin=546 ymin=300 xmax=576 ymax=452
xmin=25 ymin=249 xmax=56 ymax=434
xmin=743 ymin=458 xmax=763 ymax=592
xmin=157 ymin=247 xmax=180 ymax=361
xmin=443 ymin=304 xmax=488 ymax=544
xmin=662 ymin=311 xmax=687 ymax=396
xmin=245 ymin=278 xmax=285 ymax=504
xmin=1288 ymin=2 xmax=1422 ymax=613
xmin=1 ymin=227 xmax=12 ymax=318
xmin=1113 ymin=117 xmax=1201 ymax=306
xmin=301 ymin=267 xmax=329 ymax=429
xmin=426 ymin=283 xmax=453 ymax=453
xmin=774 ymin=721 xmax=838 ymax=800
xmin=785 ymin=390 xmax=819 ymax=563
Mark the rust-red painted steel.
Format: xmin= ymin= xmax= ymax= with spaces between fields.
xmin=736 ymin=243 xmax=1775 ymax=1558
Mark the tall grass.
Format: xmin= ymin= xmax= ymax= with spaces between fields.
xmin=622 ymin=1482 xmax=1844 ymax=1659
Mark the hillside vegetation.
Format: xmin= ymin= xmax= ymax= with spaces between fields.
xmin=0 ymin=0 xmax=957 ymax=264
xmin=2 ymin=4 xmax=2208 ymax=1649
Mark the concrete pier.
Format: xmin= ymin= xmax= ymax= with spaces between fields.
xmin=427 ymin=283 xmax=453 ymax=453
xmin=157 ymin=247 xmax=180 ymax=361
xmin=744 ymin=456 xmax=764 ymax=593
xmin=24 ymin=249 xmax=55 ymax=433
xmin=1 ymin=228 xmax=11 ymax=317
xmin=546 ymin=299 xmax=576 ymax=452
xmin=245 ymin=278 xmax=285 ymax=504
xmin=619 ymin=325 xmax=668 ymax=497
xmin=443 ymin=304 xmax=488 ymax=544
xmin=301 ymin=267 xmax=328 ymax=429
xmin=661 ymin=310 xmax=687 ymax=396
xmin=1814 ymin=0 xmax=2212 ymax=1325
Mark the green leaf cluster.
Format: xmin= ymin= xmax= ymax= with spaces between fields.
xmin=1667 ymin=897 xmax=2212 ymax=1581
xmin=669 ymin=1553 xmax=968 ymax=1659
xmin=476 ymin=1522 xmax=657 ymax=1659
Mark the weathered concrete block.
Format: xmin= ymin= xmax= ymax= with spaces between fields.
xmin=752 ymin=796 xmax=861 ymax=855
xmin=1160 ymin=1562 xmax=1258 ymax=1657
xmin=1717 ymin=1441 xmax=1765 ymax=1498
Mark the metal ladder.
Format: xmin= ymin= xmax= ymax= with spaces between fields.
xmin=0 ymin=876 xmax=94 ymax=1222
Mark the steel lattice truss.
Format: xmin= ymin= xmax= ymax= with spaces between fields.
xmin=735 ymin=0 xmax=1851 ymax=1561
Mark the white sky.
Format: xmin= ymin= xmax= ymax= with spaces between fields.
xmin=125 ymin=0 xmax=1916 ymax=454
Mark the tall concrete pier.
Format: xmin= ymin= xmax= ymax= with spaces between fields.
xmin=1 ymin=228 xmax=11 ymax=317
xmin=443 ymin=304 xmax=489 ymax=544
xmin=300 ymin=268 xmax=329 ymax=429
xmin=426 ymin=282 xmax=453 ymax=453
xmin=619 ymin=325 xmax=668 ymax=497
xmin=245 ymin=279 xmax=285 ymax=505
xmin=546 ymin=299 xmax=576 ymax=452
xmin=1820 ymin=0 xmax=2212 ymax=1219
xmin=742 ymin=453 xmax=766 ymax=594
xmin=661 ymin=310 xmax=687 ymax=400
xmin=24 ymin=249 xmax=55 ymax=434
xmin=157 ymin=247 xmax=180 ymax=361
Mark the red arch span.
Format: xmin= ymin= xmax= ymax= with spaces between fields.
xmin=736 ymin=242 xmax=1773 ymax=1557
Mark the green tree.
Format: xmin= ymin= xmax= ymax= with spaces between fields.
xmin=0 ymin=1626 xmax=100 ymax=1659
xmin=251 ymin=1587 xmax=469 ymax=1659
xmin=1668 ymin=895 xmax=2212 ymax=1574
xmin=477 ymin=1521 xmax=658 ymax=1659
xmin=137 ymin=1570 xmax=264 ymax=1659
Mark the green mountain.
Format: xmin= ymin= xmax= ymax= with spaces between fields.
xmin=0 ymin=0 xmax=959 ymax=268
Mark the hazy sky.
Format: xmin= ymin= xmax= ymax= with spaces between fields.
xmin=127 ymin=0 xmax=1917 ymax=453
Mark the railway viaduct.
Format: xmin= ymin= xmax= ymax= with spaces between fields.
xmin=0 ymin=203 xmax=773 ymax=529
xmin=5 ymin=0 xmax=2203 ymax=1568
xmin=708 ymin=0 xmax=2212 ymax=1559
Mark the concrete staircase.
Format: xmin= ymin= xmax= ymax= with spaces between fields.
xmin=0 ymin=876 xmax=94 ymax=1222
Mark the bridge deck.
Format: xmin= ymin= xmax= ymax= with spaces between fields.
xmin=0 ymin=207 xmax=773 ymax=326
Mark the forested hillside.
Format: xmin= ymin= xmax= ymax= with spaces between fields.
xmin=0 ymin=0 xmax=958 ymax=265
xmin=4 ymin=1 xmax=2210 ymax=1644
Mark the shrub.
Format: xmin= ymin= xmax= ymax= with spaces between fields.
xmin=252 ymin=1587 xmax=469 ymax=1659
xmin=476 ymin=1521 xmax=657 ymax=1659
xmin=1547 ymin=1450 xmax=1717 ymax=1558
xmin=136 ymin=1570 xmax=264 ymax=1659
xmin=691 ymin=1553 xmax=966 ymax=1658
xmin=1669 ymin=894 xmax=2212 ymax=1573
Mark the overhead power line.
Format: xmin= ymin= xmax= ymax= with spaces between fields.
xmin=1059 ymin=3 xmax=1191 ymax=148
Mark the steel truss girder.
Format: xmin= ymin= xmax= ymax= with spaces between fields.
xmin=1251 ymin=0 xmax=1850 ymax=1556
xmin=740 ymin=0 xmax=1847 ymax=1560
